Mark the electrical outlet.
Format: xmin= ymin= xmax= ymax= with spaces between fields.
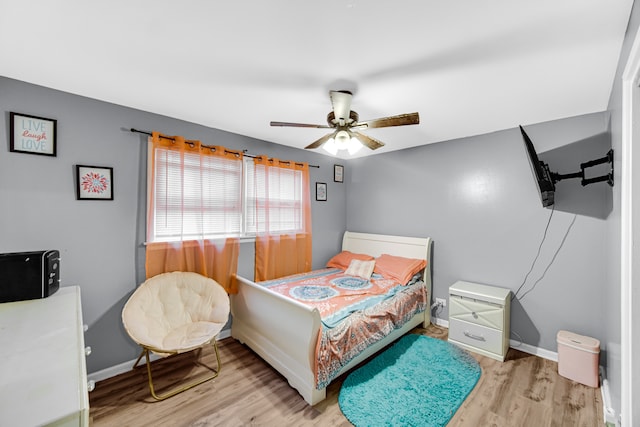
xmin=435 ymin=297 xmax=447 ymax=307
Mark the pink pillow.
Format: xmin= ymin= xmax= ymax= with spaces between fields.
xmin=326 ymin=251 xmax=374 ymax=270
xmin=373 ymin=254 xmax=427 ymax=285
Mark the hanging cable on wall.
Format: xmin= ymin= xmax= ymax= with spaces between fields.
xmin=512 ymin=206 xmax=577 ymax=301
xmin=516 ymin=214 xmax=577 ymax=301
xmin=512 ymin=205 xmax=556 ymax=301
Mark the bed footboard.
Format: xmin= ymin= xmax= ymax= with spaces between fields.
xmin=230 ymin=274 xmax=326 ymax=405
xmin=230 ymin=231 xmax=433 ymax=406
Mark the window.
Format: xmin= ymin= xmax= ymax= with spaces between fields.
xmin=149 ymin=145 xmax=243 ymax=242
xmin=148 ymin=147 xmax=304 ymax=242
xmin=244 ymin=159 xmax=304 ymax=234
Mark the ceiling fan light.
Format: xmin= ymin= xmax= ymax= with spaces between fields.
xmin=323 ymin=138 xmax=338 ymax=155
xmin=347 ymin=137 xmax=362 ymax=155
xmin=335 ymin=130 xmax=351 ymax=149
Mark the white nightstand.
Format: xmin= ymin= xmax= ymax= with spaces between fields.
xmin=448 ymin=281 xmax=511 ymax=361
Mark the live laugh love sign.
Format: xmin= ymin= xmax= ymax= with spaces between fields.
xmin=10 ymin=112 xmax=57 ymax=157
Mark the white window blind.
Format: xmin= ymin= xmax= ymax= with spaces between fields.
xmin=244 ymin=159 xmax=304 ymax=234
xmin=150 ymin=146 xmax=243 ymax=242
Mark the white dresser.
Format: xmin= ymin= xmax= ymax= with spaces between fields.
xmin=0 ymin=286 xmax=90 ymax=427
xmin=448 ymin=281 xmax=511 ymax=361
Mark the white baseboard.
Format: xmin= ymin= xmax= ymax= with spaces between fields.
xmin=431 ymin=316 xmax=449 ymax=328
xmin=509 ymin=339 xmax=558 ymax=362
xmin=87 ymin=329 xmax=231 ymax=384
xmin=600 ymin=366 xmax=618 ymax=426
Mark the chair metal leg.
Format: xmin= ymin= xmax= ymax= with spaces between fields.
xmin=132 ymin=349 xmax=145 ymax=369
xmin=135 ymin=339 xmax=222 ymax=401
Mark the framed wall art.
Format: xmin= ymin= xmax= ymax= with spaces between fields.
xmin=334 ymin=164 xmax=344 ymax=183
xmin=76 ymin=165 xmax=114 ymax=200
xmin=10 ymin=112 xmax=57 ymax=157
xmin=316 ymin=182 xmax=327 ymax=201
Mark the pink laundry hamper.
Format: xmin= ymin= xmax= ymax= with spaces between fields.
xmin=556 ymin=330 xmax=600 ymax=388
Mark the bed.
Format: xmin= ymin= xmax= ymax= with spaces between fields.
xmin=230 ymin=231 xmax=433 ymax=405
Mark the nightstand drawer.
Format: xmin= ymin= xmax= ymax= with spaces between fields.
xmin=449 ymin=295 xmax=504 ymax=331
xmin=448 ymin=318 xmax=503 ymax=355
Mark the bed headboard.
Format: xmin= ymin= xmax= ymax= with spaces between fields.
xmin=342 ymin=231 xmax=431 ymax=261
xmin=341 ymin=231 xmax=433 ymax=314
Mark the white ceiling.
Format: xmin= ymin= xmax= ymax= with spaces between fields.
xmin=0 ymin=1 xmax=634 ymax=159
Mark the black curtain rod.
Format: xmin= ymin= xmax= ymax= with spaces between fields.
xmin=130 ymin=128 xmax=320 ymax=168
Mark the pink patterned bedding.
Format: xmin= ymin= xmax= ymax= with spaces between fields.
xmin=258 ymin=268 xmax=427 ymax=389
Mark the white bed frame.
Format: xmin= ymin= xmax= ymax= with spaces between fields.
xmin=230 ymin=231 xmax=433 ymax=405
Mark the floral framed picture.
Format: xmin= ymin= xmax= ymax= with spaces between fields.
xmin=75 ymin=165 xmax=114 ymax=200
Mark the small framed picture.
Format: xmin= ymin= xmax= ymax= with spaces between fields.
xmin=76 ymin=165 xmax=114 ymax=200
xmin=10 ymin=112 xmax=57 ymax=157
xmin=316 ymin=182 xmax=327 ymax=201
xmin=334 ymin=164 xmax=344 ymax=183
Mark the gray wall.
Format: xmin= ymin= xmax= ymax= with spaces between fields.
xmin=345 ymin=112 xmax=612 ymax=354
xmin=0 ymin=76 xmax=346 ymax=373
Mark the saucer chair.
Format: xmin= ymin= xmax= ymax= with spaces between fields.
xmin=122 ymin=271 xmax=230 ymax=400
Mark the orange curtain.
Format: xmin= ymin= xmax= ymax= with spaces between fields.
xmin=145 ymin=239 xmax=240 ymax=293
xmin=145 ymin=131 xmax=241 ymax=293
xmin=253 ymin=156 xmax=312 ymax=281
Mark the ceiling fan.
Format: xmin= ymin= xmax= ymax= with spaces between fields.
xmin=270 ymin=90 xmax=420 ymax=155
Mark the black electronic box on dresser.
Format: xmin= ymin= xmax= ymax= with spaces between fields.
xmin=0 ymin=250 xmax=60 ymax=303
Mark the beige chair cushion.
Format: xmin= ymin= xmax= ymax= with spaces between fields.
xmin=122 ymin=271 xmax=230 ymax=354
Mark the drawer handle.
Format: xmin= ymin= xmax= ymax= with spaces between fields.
xmin=464 ymin=331 xmax=486 ymax=341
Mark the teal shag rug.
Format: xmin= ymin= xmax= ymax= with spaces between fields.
xmin=338 ymin=334 xmax=481 ymax=427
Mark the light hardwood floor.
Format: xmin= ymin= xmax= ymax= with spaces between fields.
xmin=89 ymin=325 xmax=603 ymax=426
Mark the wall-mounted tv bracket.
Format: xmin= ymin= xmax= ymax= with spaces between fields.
xmin=550 ymin=149 xmax=614 ymax=187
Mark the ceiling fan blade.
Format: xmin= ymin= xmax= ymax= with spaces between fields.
xmin=270 ymin=121 xmax=332 ymax=129
xmin=329 ymin=90 xmax=353 ymax=123
xmin=305 ymin=132 xmax=335 ymax=149
xmin=352 ymin=131 xmax=385 ymax=150
xmin=357 ymin=112 xmax=420 ymax=129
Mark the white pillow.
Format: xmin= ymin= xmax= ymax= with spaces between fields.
xmin=345 ymin=259 xmax=375 ymax=279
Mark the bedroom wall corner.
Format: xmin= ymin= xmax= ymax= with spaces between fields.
xmin=345 ymin=113 xmax=611 ymax=357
